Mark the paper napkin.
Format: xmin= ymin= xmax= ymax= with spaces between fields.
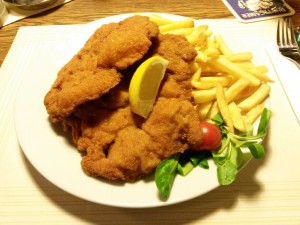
xmin=266 ymin=44 xmax=300 ymax=125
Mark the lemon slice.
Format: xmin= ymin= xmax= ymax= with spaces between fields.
xmin=129 ymin=55 xmax=169 ymax=118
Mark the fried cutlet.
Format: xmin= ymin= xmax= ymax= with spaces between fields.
xmin=44 ymin=16 xmax=159 ymax=122
xmin=154 ymin=33 xmax=197 ymax=100
xmin=61 ymin=32 xmax=202 ymax=181
xmin=65 ymin=98 xmax=201 ymax=181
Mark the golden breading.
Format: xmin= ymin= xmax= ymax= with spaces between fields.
xmin=44 ymin=16 xmax=159 ymax=122
xmin=46 ymin=17 xmax=202 ymax=181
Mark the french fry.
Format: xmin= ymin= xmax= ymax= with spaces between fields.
xmin=148 ymin=14 xmax=174 ymax=26
xmin=215 ymin=83 xmax=234 ymax=132
xmin=224 ymin=78 xmax=250 ymax=103
xmin=252 ymin=65 xmax=268 ymax=73
xmin=196 ymin=102 xmax=213 ymax=120
xmin=191 ymin=62 xmax=201 ymax=73
xmin=223 ymin=52 xmax=253 ymax=62
xmin=206 ymin=39 xmax=218 ymax=49
xmin=228 ymin=102 xmax=246 ymax=132
xmin=192 ymin=89 xmax=216 ymax=103
xmin=166 ymin=27 xmax=194 ymax=36
xmin=244 ymin=103 xmax=265 ymax=125
xmin=208 ymin=56 xmax=261 ymax=86
xmin=214 ymin=35 xmax=233 ymax=55
xmin=235 ymin=85 xmax=260 ymax=101
xmin=153 ymin=15 xmax=271 ymax=127
xmin=191 ymin=68 xmax=202 ymax=82
xmin=204 ymin=48 xmax=220 ymax=58
xmin=199 ymin=64 xmax=226 ymax=73
xmin=206 ymin=78 xmax=250 ymax=118
xmin=200 ymin=76 xmax=233 ymax=86
xmin=238 ymin=83 xmax=271 ymax=112
xmin=192 ymin=76 xmax=233 ymax=89
xmin=207 ymin=101 xmax=219 ymax=119
xmin=195 ymin=50 xmax=208 ymax=63
xmin=159 ymin=19 xmax=194 ymax=33
xmin=234 ymin=61 xmax=255 ymax=70
xmin=186 ymin=25 xmax=208 ymax=47
xmin=247 ymin=67 xmax=274 ymax=83
xmin=205 ymin=29 xmax=213 ymax=38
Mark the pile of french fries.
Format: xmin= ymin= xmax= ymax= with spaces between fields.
xmin=148 ymin=14 xmax=273 ymax=133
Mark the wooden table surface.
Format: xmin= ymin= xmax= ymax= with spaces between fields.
xmin=1 ymin=0 xmax=300 ymax=224
xmin=0 ymin=0 xmax=299 ymax=66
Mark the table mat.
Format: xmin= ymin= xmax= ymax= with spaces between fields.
xmin=1 ymin=18 xmax=300 ymax=223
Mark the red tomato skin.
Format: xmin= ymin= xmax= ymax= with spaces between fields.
xmin=193 ymin=121 xmax=222 ymax=151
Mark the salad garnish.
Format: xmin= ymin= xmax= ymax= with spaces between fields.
xmin=155 ymin=108 xmax=271 ymax=197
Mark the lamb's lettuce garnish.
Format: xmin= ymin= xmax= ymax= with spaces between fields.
xmin=155 ymin=151 xmax=210 ymax=198
xmin=155 ymin=153 xmax=179 ymax=197
xmin=155 ymin=108 xmax=271 ymax=197
xmin=212 ymin=108 xmax=271 ymax=185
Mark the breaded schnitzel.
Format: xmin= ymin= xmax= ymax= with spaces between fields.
xmin=63 ymin=33 xmax=202 ymax=181
xmin=65 ymin=98 xmax=201 ymax=181
xmin=155 ymin=34 xmax=197 ymax=100
xmin=45 ymin=16 xmax=203 ymax=181
xmin=44 ymin=16 xmax=159 ymax=122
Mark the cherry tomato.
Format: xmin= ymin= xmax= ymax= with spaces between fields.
xmin=193 ymin=121 xmax=222 ymax=151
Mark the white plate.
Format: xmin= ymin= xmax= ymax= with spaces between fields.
xmin=14 ymin=13 xmax=268 ymax=208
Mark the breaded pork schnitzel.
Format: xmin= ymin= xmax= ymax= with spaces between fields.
xmin=64 ymin=98 xmax=201 ymax=181
xmin=61 ymin=32 xmax=202 ymax=181
xmin=45 ymin=16 xmax=203 ymax=181
xmin=44 ymin=16 xmax=159 ymax=122
xmin=155 ymin=34 xmax=197 ymax=100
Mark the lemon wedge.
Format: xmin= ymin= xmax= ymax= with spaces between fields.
xmin=129 ymin=55 xmax=169 ymax=118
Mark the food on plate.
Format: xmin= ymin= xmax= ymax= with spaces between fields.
xmin=129 ymin=55 xmax=169 ymax=119
xmin=215 ymin=82 xmax=234 ymax=132
xmin=44 ymin=13 xmax=272 ymax=198
xmin=154 ymin=33 xmax=199 ymax=100
xmin=44 ymin=15 xmax=203 ymax=181
xmin=211 ymin=108 xmax=271 ymax=185
xmin=64 ymin=97 xmax=201 ymax=181
xmin=44 ymin=16 xmax=160 ymax=122
xmin=150 ymin=14 xmax=272 ymax=125
xmin=194 ymin=121 xmax=222 ymax=151
xmin=147 ymin=14 xmax=272 ymax=197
